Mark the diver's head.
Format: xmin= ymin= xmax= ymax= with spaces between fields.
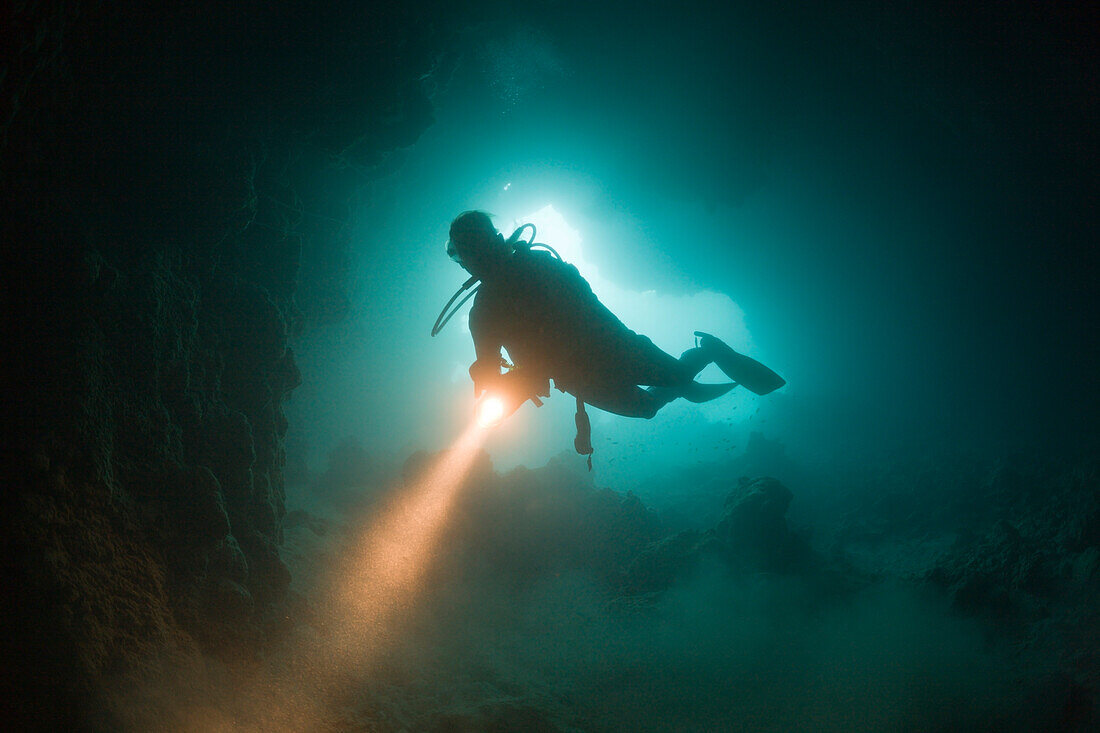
xmin=447 ymin=210 xmax=509 ymax=277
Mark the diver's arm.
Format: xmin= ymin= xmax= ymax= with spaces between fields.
xmin=468 ymin=297 xmax=503 ymax=397
xmin=469 ymin=348 xmax=502 ymax=398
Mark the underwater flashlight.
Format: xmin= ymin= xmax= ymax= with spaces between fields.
xmin=473 ymin=369 xmax=546 ymax=429
xmin=477 ymin=396 xmax=506 ymax=428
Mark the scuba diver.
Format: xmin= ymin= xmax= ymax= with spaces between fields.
xmin=433 ymin=210 xmax=785 ymax=464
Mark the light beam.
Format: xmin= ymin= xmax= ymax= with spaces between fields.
xmin=477 ymin=396 xmax=506 ymax=428
xmin=176 ymin=419 xmax=492 ymax=731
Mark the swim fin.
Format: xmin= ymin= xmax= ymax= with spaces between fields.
xmin=694 ymin=331 xmax=786 ymax=395
xmin=680 ymin=380 xmax=738 ymax=404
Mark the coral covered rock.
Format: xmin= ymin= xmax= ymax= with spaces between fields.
xmin=714 ymin=476 xmax=812 ymax=573
xmin=1 ymin=0 xmax=456 ymax=727
xmin=928 ymin=520 xmax=1054 ymax=620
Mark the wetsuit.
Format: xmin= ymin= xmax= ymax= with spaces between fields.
xmin=468 ymin=248 xmax=690 ymax=414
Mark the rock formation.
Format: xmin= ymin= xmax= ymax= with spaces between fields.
xmin=1 ymin=2 xmax=455 ymax=727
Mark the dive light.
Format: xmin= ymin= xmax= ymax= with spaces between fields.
xmin=477 ymin=396 xmax=506 ymax=428
xmin=474 ymin=370 xmax=546 ymax=429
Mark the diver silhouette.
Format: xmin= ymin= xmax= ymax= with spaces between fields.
xmin=435 ymin=210 xmax=785 ymax=460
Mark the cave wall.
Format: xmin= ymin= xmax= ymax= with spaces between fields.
xmin=0 ymin=1 xmax=458 ymax=728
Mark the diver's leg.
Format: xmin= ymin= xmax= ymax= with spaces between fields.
xmin=609 ymin=336 xmax=689 ymax=387
xmin=670 ymin=381 xmax=737 ymax=403
xmin=580 ymin=384 xmax=666 ymax=419
xmin=582 ymin=335 xmax=735 ymax=416
xmin=581 ymin=378 xmax=735 ymax=419
xmin=672 ymin=345 xmax=738 ymax=401
xmin=678 ymin=346 xmax=711 ymax=377
xmin=612 ymin=336 xmax=712 ymax=387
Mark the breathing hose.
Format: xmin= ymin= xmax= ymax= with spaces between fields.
xmin=431 ymin=275 xmax=480 ymax=337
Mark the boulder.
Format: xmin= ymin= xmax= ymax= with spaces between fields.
xmin=714 ymin=476 xmax=811 ymax=573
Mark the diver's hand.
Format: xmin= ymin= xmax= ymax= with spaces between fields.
xmin=476 ymin=370 xmax=548 ymax=427
xmin=469 ymin=359 xmax=502 ymax=398
xmin=497 ymin=369 xmax=550 ymax=406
